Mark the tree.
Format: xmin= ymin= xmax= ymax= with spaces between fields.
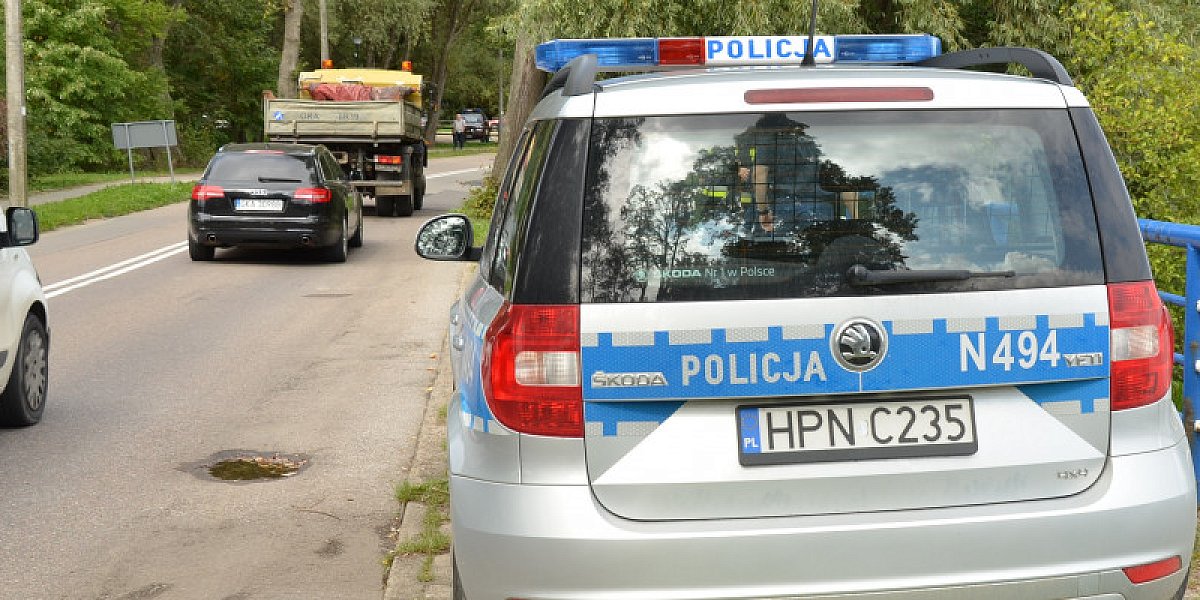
xmin=17 ymin=0 xmax=175 ymax=172
xmin=420 ymin=0 xmax=512 ymax=143
xmin=1060 ymin=0 xmax=1200 ymax=299
xmin=328 ymin=0 xmax=434 ymax=69
xmin=277 ymin=0 xmax=303 ymax=98
xmin=165 ymin=0 xmax=279 ymax=150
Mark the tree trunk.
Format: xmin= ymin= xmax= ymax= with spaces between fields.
xmin=491 ymin=36 xmax=545 ymax=176
xmin=277 ymin=0 xmax=304 ymax=98
xmin=421 ymin=0 xmax=483 ymax=144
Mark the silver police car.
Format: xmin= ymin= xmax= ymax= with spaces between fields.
xmin=417 ymin=33 xmax=1195 ymax=599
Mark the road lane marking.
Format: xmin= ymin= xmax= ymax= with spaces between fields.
xmin=427 ymin=167 xmax=486 ymax=179
xmin=42 ymin=166 xmax=486 ymax=299
xmin=43 ymin=241 xmax=188 ymax=298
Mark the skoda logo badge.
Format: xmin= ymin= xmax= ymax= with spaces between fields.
xmin=832 ymin=318 xmax=887 ymax=372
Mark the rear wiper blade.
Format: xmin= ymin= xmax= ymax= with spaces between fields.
xmin=258 ymin=176 xmax=302 ymax=183
xmin=847 ymin=264 xmax=1015 ymax=286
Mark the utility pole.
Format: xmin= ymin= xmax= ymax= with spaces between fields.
xmin=319 ymin=0 xmax=329 ymax=65
xmin=5 ymin=0 xmax=27 ymax=207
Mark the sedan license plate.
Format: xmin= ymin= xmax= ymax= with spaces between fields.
xmin=737 ymin=396 xmax=977 ymax=466
xmin=234 ymin=198 xmax=284 ymax=211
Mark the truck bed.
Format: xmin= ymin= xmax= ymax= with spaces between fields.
xmin=264 ymin=98 xmax=423 ymax=143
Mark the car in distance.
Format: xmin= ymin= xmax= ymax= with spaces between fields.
xmin=416 ymin=33 xmax=1196 ymax=600
xmin=460 ymin=110 xmax=490 ymax=141
xmin=0 ymin=207 xmax=48 ymax=427
xmin=188 ymin=143 xmax=363 ymax=262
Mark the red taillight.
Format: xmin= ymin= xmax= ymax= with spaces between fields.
xmin=293 ymin=187 xmax=332 ymax=203
xmin=373 ymin=155 xmax=404 ymax=165
xmin=1123 ymin=555 xmax=1182 ymax=584
xmin=482 ymin=303 xmax=582 ymax=437
xmin=658 ymin=38 xmax=706 ymax=66
xmin=191 ymin=185 xmax=224 ymax=202
xmin=1109 ymin=281 xmax=1174 ymax=411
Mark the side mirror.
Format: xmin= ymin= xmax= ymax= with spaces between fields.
xmin=6 ymin=207 xmax=38 ymax=247
xmin=414 ymin=214 xmax=478 ymax=261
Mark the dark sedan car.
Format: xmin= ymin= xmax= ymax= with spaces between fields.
xmin=188 ymin=143 xmax=363 ymax=262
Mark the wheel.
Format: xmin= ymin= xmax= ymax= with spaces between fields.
xmin=188 ymin=237 xmax=215 ymax=261
xmin=395 ymin=195 xmax=414 ymax=217
xmin=452 ymin=553 xmax=466 ymax=600
xmin=0 ymin=314 xmax=48 ymax=427
xmin=413 ymin=182 xmax=425 ymax=211
xmin=348 ymin=212 xmax=364 ymax=248
xmin=376 ymin=195 xmax=394 ymax=217
xmin=324 ymin=217 xmax=348 ymax=263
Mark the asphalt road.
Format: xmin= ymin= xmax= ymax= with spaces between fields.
xmin=0 ymin=155 xmax=488 ymax=600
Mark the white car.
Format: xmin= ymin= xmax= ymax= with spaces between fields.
xmin=417 ymin=33 xmax=1195 ymax=600
xmin=0 ymin=207 xmax=48 ymax=427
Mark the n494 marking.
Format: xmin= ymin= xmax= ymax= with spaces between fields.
xmin=960 ymin=331 xmax=1061 ymax=372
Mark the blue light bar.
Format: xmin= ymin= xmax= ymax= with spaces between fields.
xmin=835 ymin=34 xmax=942 ymax=63
xmin=535 ymin=38 xmax=657 ymax=73
xmin=534 ymin=34 xmax=943 ymax=73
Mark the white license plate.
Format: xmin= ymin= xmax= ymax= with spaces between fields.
xmin=737 ymin=396 xmax=977 ymax=466
xmin=234 ymin=198 xmax=284 ymax=211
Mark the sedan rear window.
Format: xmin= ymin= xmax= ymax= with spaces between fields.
xmin=206 ymin=153 xmax=315 ymax=183
xmin=581 ymin=110 xmax=1104 ymax=303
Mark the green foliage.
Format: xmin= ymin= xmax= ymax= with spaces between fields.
xmin=164 ymin=0 xmax=280 ymax=150
xmin=462 ymin=173 xmax=497 ymax=222
xmin=1063 ymin=0 xmax=1200 ymax=224
xmin=1061 ymin=0 xmax=1200 ymax=306
xmin=324 ymin=0 xmax=435 ymax=69
xmin=19 ymin=0 xmax=174 ymax=173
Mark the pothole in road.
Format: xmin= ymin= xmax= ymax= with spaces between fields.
xmin=186 ymin=450 xmax=310 ymax=482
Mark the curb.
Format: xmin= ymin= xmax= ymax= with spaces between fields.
xmin=382 ymin=269 xmax=469 ymax=600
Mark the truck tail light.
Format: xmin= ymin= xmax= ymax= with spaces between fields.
xmin=293 ymin=187 xmax=332 ymax=203
xmin=482 ymin=303 xmax=583 ymax=437
xmin=373 ymin=155 xmax=404 ymax=165
xmin=191 ymin=185 xmax=224 ymax=202
xmin=1109 ymin=281 xmax=1174 ymax=411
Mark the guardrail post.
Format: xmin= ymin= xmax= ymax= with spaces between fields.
xmin=1186 ymin=245 xmax=1200 ymax=485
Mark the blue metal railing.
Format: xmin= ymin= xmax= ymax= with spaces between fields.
xmin=1138 ymin=218 xmax=1200 ymax=486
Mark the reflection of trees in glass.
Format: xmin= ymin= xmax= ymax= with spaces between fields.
xmin=807 ymin=160 xmax=920 ymax=273
xmin=583 ymin=113 xmax=926 ymax=303
xmin=581 ymin=118 xmax=644 ymax=302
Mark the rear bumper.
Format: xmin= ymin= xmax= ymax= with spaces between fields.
xmin=451 ymin=439 xmax=1196 ymax=600
xmin=189 ymin=215 xmax=338 ymax=248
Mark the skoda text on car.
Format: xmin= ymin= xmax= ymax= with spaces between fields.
xmin=188 ymin=143 xmax=363 ymax=262
xmin=416 ymin=34 xmax=1196 ymax=599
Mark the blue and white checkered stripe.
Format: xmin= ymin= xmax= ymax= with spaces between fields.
xmin=581 ymin=312 xmax=1108 ymax=402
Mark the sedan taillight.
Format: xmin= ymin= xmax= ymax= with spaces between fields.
xmin=293 ymin=187 xmax=332 ymax=203
xmin=191 ymin=185 xmax=224 ymax=202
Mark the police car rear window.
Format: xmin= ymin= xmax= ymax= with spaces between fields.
xmin=580 ymin=110 xmax=1103 ymax=302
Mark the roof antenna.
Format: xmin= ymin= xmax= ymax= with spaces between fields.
xmin=801 ymin=0 xmax=819 ymax=66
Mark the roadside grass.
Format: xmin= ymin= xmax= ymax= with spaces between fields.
xmin=427 ymin=142 xmax=497 ymax=158
xmin=385 ymin=476 xmax=451 ymax=581
xmin=27 ymin=170 xmax=200 ymax=193
xmin=33 ymin=182 xmax=192 ymax=233
xmin=459 ymin=173 xmax=498 ymax=243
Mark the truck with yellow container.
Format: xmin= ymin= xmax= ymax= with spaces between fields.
xmin=263 ymin=66 xmax=427 ymax=217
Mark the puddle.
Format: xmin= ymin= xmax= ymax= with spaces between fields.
xmin=183 ymin=450 xmax=310 ymax=482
